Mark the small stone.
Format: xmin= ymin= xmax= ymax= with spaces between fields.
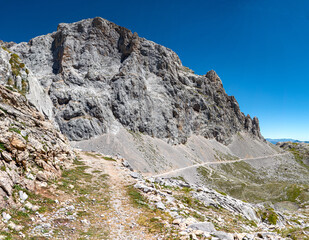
xmin=8 ymin=222 xmax=23 ymax=231
xmin=190 ymin=233 xmax=198 ymax=240
xmin=193 ymin=230 xmax=204 ymax=236
xmin=67 ymin=215 xmax=76 ymax=221
xmin=122 ymin=160 xmax=133 ymax=171
xmin=155 ymin=201 xmax=166 ymax=210
xmin=66 ymin=205 xmax=75 ymax=211
xmin=25 ymin=202 xmax=33 ymax=210
xmin=179 ymin=222 xmax=186 ymax=230
xmin=40 ymin=182 xmax=48 ymax=187
xmin=130 ymin=172 xmax=142 ymax=179
xmin=183 ymin=217 xmax=196 ymax=226
xmin=1 ymin=151 xmax=12 ymax=162
xmin=179 ymin=231 xmax=188 ymax=236
xmin=212 ymin=231 xmax=234 ymax=240
xmin=81 ymin=219 xmax=90 ymax=225
xmin=20 ymin=130 xmax=28 ymax=138
xmin=42 ymin=223 xmax=51 ymax=229
xmin=10 ymin=136 xmax=26 ymax=150
xmin=26 ymin=172 xmax=35 ymax=180
xmin=19 ymin=191 xmax=28 ymax=203
xmin=36 ymin=171 xmax=48 ymax=182
xmin=2 ymin=212 xmax=11 ymax=222
xmin=173 ymin=218 xmax=182 ymax=225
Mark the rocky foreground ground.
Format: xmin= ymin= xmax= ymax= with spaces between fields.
xmin=1 ymin=150 xmax=308 ymax=240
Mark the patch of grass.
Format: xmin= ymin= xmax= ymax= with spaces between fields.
xmin=0 ymin=165 xmax=6 ymax=171
xmin=9 ymin=53 xmax=25 ymax=78
xmin=171 ymin=176 xmax=186 ymax=182
xmin=0 ymin=142 xmax=7 ymax=152
xmin=8 ymin=127 xmax=28 ymax=141
xmin=76 ymin=210 xmax=90 ymax=217
xmin=9 ymin=127 xmax=21 ymax=134
xmin=181 ymin=187 xmax=192 ymax=193
xmin=1 ymin=46 xmax=11 ymax=52
xmin=38 ymin=206 xmax=48 ymax=213
xmin=215 ymin=189 xmax=227 ymax=196
xmin=127 ymin=185 xmax=148 ymax=208
xmin=279 ymin=227 xmax=309 ymax=240
xmin=73 ymin=157 xmax=85 ymax=166
xmin=0 ymin=106 xmax=8 ymax=114
xmin=0 ymin=231 xmax=13 ymax=240
xmin=191 ymin=211 xmax=205 ymax=222
xmin=84 ymin=151 xmax=99 ymax=158
xmin=137 ymin=209 xmax=173 ymax=235
xmin=61 ymin=166 xmax=92 ymax=182
xmin=102 ymin=156 xmax=116 ymax=161
xmin=12 ymin=184 xmax=36 ymax=199
xmin=258 ymin=208 xmax=278 ymax=225
xmin=286 ymin=185 xmax=302 ymax=202
xmin=78 ymin=227 xmax=109 ymax=239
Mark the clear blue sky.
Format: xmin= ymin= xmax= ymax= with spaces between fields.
xmin=1 ymin=0 xmax=308 ymax=140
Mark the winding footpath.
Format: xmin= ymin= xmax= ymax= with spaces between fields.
xmin=153 ymin=152 xmax=289 ymax=178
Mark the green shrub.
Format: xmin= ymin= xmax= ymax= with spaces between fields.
xmin=259 ymin=208 xmax=278 ymax=225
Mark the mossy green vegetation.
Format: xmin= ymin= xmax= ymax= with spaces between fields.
xmin=0 ymin=142 xmax=6 ymax=152
xmin=278 ymin=226 xmax=309 ymax=240
xmin=258 ymin=208 xmax=278 ymax=225
xmin=102 ymin=156 xmax=116 ymax=161
xmin=8 ymin=127 xmax=28 ymax=141
xmin=3 ymin=50 xmax=29 ymax=95
xmin=9 ymin=127 xmax=21 ymax=134
xmin=127 ymin=185 xmax=149 ymax=208
xmin=9 ymin=53 xmax=23 ymax=77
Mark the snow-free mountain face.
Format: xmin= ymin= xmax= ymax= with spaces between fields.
xmin=5 ymin=17 xmax=262 ymax=145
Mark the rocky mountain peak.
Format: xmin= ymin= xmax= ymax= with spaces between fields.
xmin=205 ymin=70 xmax=221 ymax=83
xmin=3 ymin=17 xmax=263 ymax=145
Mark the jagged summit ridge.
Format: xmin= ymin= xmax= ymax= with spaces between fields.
xmin=7 ymin=17 xmax=262 ymax=144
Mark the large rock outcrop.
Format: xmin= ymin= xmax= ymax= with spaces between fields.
xmin=4 ymin=17 xmax=262 ymax=144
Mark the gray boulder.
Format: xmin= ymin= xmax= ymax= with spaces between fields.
xmin=212 ymin=231 xmax=234 ymax=240
xmin=188 ymin=221 xmax=215 ymax=232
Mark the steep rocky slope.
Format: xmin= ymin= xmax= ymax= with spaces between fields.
xmin=6 ymin=17 xmax=262 ymax=145
xmin=0 ymin=47 xmax=74 ymax=207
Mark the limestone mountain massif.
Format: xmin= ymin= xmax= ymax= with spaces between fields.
xmin=4 ymin=17 xmax=261 ymax=144
xmin=2 ymin=17 xmax=274 ymax=175
xmin=0 ymin=17 xmax=309 ymax=239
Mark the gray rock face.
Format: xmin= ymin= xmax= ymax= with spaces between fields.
xmin=0 ymin=18 xmax=262 ymax=144
xmin=5 ymin=17 xmax=262 ymax=144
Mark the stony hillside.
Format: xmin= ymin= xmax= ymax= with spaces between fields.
xmin=5 ymin=17 xmax=262 ymax=145
xmin=276 ymin=141 xmax=309 ymax=166
xmin=0 ymin=48 xmax=74 ymax=208
xmin=1 ymin=150 xmax=308 ymax=239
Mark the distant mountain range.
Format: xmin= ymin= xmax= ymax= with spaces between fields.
xmin=266 ymin=138 xmax=309 ymax=144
